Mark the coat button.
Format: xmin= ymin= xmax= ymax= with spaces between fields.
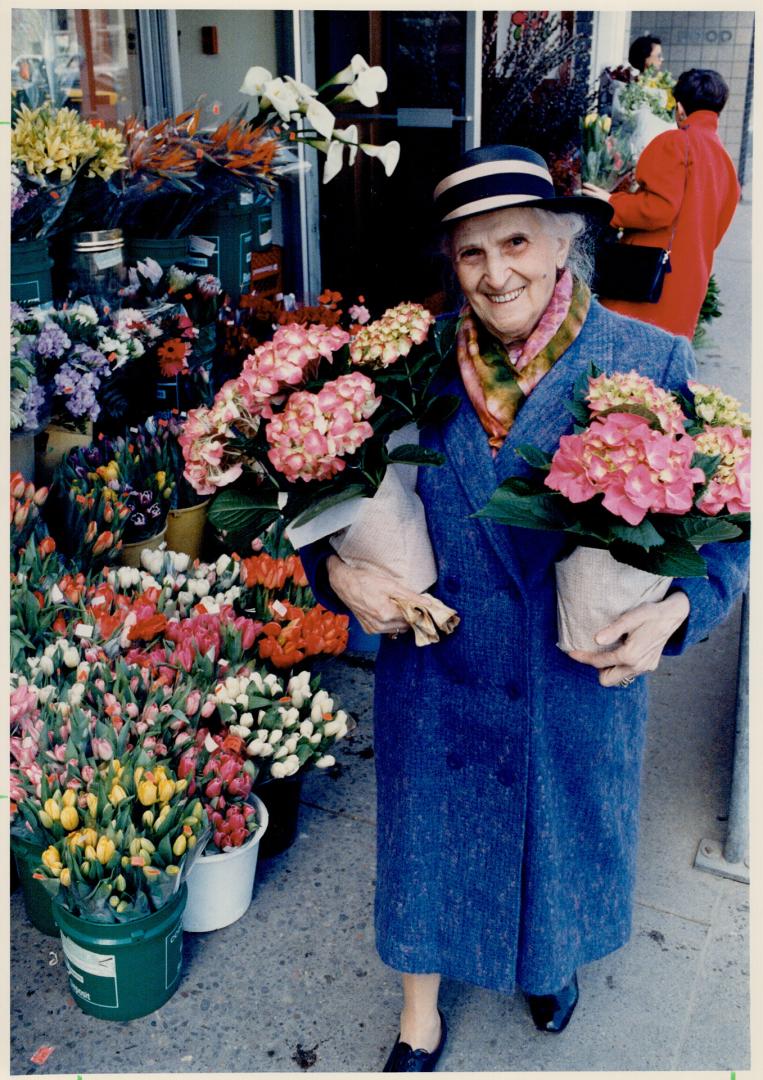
xmin=446 ymin=751 xmax=465 ymax=770
xmin=506 ymin=681 xmax=523 ymax=701
xmin=443 ymin=576 xmax=460 ymax=593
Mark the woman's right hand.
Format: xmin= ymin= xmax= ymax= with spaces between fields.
xmin=327 ymin=555 xmax=415 ymax=636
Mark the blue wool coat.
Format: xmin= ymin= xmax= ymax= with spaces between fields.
xmin=302 ymin=300 xmax=748 ymax=996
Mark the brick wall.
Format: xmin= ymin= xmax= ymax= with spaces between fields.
xmin=629 ymin=10 xmax=754 ymax=173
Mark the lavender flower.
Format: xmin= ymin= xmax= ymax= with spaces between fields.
xmin=11 ymin=171 xmax=34 ymax=216
xmin=36 ymin=322 xmax=71 ymax=359
xmin=20 ymin=377 xmax=46 ymax=430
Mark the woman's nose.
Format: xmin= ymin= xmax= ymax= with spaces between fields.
xmin=483 ymin=252 xmax=513 ymax=289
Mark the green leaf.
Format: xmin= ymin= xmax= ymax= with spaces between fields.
xmin=609 ymin=519 xmax=666 ymax=549
xmin=564 ymin=398 xmax=591 ymax=425
xmin=690 ymin=451 xmax=722 ymax=482
xmin=609 ymin=538 xmax=708 ymax=578
xmin=417 ymin=393 xmax=461 ymax=428
xmin=432 ymin=316 xmax=459 ymax=361
xmin=514 ymin=444 xmax=553 ymax=470
xmin=474 ymin=481 xmax=568 ymax=531
xmin=208 ymin=488 xmax=281 ymax=545
xmin=288 ymin=483 xmax=368 ymax=529
xmin=385 ymin=444 xmax=445 ymax=467
xmin=658 ymin=515 xmax=743 ymax=545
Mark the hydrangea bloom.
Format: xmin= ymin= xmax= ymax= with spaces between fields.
xmin=266 ymin=371 xmax=380 ymax=482
xmin=586 ymin=370 xmax=687 ymax=435
xmin=36 ymin=322 xmax=71 ymax=359
xmin=545 ymin=412 xmax=706 ymax=526
xmin=349 ymin=302 xmax=433 ymax=368
xmin=688 ymin=381 xmax=751 ymax=431
xmin=694 ymin=426 xmax=751 ymax=515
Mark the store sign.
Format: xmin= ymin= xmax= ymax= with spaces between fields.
xmin=671 ymin=28 xmax=735 ymax=45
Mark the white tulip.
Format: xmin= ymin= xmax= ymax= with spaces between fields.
xmin=283 ymin=754 xmax=301 ymax=776
xmin=240 ymin=712 xmax=254 ymax=728
xmin=246 ymin=739 xmax=266 ymax=757
xmin=283 ymin=734 xmax=299 ymax=754
xmin=63 ymin=647 xmax=79 ymax=669
xmin=270 ymin=761 xmax=287 ymax=779
xmin=322 ymin=718 xmax=343 ymax=738
xmin=68 ymin=684 xmax=85 ymax=706
xmin=228 ymin=724 xmax=250 ymax=739
xmin=309 ymin=732 xmax=322 ymax=745
xmin=299 ymin=719 xmax=314 ymax=738
xmin=39 ymin=656 xmax=55 ymax=677
xmin=252 ymin=673 xmax=265 ymax=693
xmin=49 ymin=583 xmax=65 ymax=605
xmin=199 ymin=597 xmax=220 ymax=614
xmin=315 ymin=754 xmax=336 ymax=768
xmin=178 ymin=590 xmax=193 ymax=609
xmin=273 ymin=745 xmax=289 ymax=760
xmin=268 ymin=729 xmax=283 ymax=745
xmin=204 ymin=732 xmax=218 ymax=753
xmin=259 ymin=743 xmax=274 ymax=758
xmin=216 ymin=554 xmax=232 ymax=576
xmin=141 ymin=549 xmax=164 ymax=576
xmin=37 ymin=685 xmax=57 ymax=704
xmin=172 ymin=552 xmax=190 ymax=573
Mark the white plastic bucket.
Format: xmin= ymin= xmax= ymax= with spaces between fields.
xmin=182 ymin=795 xmax=268 ymax=933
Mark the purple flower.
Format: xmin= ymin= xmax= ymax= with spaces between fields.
xmin=20 ymin=377 xmax=46 ymax=430
xmin=36 ymin=323 xmax=71 ymax=359
xmin=10 ymin=302 xmax=27 ymax=323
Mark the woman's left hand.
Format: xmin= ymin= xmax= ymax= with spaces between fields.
xmin=568 ymin=591 xmax=690 ymax=687
xmin=581 ymin=181 xmax=612 ymax=203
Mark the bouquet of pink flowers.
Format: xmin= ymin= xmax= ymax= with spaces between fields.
xmin=477 ymin=367 xmax=750 ymax=651
xmin=479 ymin=366 xmax=750 ymax=576
xmin=180 ymin=302 xmax=460 ymax=550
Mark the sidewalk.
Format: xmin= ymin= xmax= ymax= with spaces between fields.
xmin=10 ymin=202 xmax=751 ymax=1076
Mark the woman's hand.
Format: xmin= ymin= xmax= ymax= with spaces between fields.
xmin=581 ymin=181 xmax=612 ymax=203
xmin=327 ymin=555 xmax=416 ymax=636
xmin=568 ymin=591 xmax=690 ymax=687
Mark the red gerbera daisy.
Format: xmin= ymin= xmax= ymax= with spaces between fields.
xmin=158 ymin=338 xmax=191 ymax=376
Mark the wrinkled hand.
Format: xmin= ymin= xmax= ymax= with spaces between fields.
xmin=327 ymin=555 xmax=418 ymax=636
xmin=568 ymin=592 xmax=690 ymax=687
xmin=581 ymin=181 xmax=612 ymax=203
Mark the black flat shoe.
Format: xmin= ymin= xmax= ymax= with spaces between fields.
xmin=524 ymin=972 xmax=579 ymax=1033
xmin=383 ymin=1010 xmax=447 ymax=1072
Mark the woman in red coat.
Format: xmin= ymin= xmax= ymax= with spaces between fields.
xmin=583 ymin=69 xmax=740 ymax=339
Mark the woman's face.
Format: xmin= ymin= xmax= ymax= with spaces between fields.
xmin=450 ymin=207 xmax=571 ymax=346
xmin=646 ymin=43 xmax=663 ymax=70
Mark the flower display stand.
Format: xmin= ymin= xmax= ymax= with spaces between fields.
xmin=119 ymin=526 xmax=168 ymax=568
xmin=53 ymin=884 xmax=187 ymax=1020
xmin=11 ymin=238 xmax=54 ymax=307
xmin=183 ymin=795 xmax=268 ymax=932
xmin=35 ymin=423 xmax=93 ymax=488
xmin=256 ymin=779 xmax=304 ymax=858
xmin=165 ymin=500 xmax=209 ymax=561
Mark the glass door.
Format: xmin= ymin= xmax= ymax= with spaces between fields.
xmin=314 ymin=10 xmax=473 ymax=313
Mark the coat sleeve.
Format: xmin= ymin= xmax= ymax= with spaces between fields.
xmin=657 ymin=335 xmax=750 ymax=654
xmin=297 ymin=538 xmax=351 ymax=616
xmin=609 ymin=130 xmax=688 ymax=232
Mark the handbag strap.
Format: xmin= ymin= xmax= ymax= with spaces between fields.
xmin=665 ymin=128 xmax=690 ymax=256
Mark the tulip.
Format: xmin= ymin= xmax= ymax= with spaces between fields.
xmin=138 ymin=780 xmax=158 ymax=806
xmin=60 ymin=806 xmax=79 ymax=831
xmin=43 ymin=798 xmax=61 ymax=821
xmin=96 ymin=836 xmax=115 ymax=864
xmin=85 ymin=844 xmax=97 ymax=861
xmin=109 ymin=785 xmax=128 ymax=805
xmin=158 ymin=778 xmax=175 ymax=803
xmin=172 ymin=834 xmax=187 ymax=857
xmin=59 ymin=868 xmax=71 ymax=887
xmin=42 ymin=846 xmax=62 ymax=870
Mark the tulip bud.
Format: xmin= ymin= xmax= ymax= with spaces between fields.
xmin=85 ymin=844 xmax=98 ymax=862
xmin=158 ymin=778 xmax=175 ymax=803
xmin=42 ymin=846 xmax=61 ymax=870
xmin=109 ymin=785 xmax=128 ymax=805
xmin=60 ymin=806 xmax=79 ymax=831
xmin=62 ymin=790 xmax=77 ymax=808
xmin=43 ymin=799 xmax=61 ymax=822
xmin=166 ymin=863 xmax=181 ymax=875
xmin=172 ymin=834 xmax=187 ymax=857
xmin=117 ymin=900 xmax=130 ymax=913
xmin=59 ymin=868 xmax=71 ymax=887
xmin=142 ymin=810 xmax=155 ymax=827
xmin=86 ymin=793 xmax=98 ymax=816
xmin=110 ymin=895 xmax=120 ymax=908
xmin=138 ymin=781 xmax=158 ymax=806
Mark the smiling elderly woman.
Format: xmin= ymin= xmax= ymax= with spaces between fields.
xmin=300 ymin=145 xmax=748 ymax=1071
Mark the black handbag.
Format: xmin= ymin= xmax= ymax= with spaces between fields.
xmin=593 ymin=131 xmax=689 ymax=305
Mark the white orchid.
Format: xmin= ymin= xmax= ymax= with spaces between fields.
xmin=331 ymin=64 xmax=388 ymax=108
xmin=324 ymin=53 xmax=373 ymax=87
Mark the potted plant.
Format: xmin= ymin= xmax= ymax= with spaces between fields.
xmin=476 ymin=368 xmax=751 ymax=653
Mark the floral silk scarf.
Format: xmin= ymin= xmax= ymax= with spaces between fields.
xmin=456 ymin=270 xmax=591 ymax=454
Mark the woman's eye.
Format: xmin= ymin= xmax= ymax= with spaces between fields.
xmin=458 ymin=248 xmax=481 ymax=260
xmin=507 ymin=236 xmax=528 ymax=248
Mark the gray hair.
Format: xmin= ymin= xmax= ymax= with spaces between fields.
xmin=526 ymin=208 xmax=595 ymax=287
xmin=439 ymin=206 xmax=596 ymax=287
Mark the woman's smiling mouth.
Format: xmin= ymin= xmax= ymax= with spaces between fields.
xmin=486 ymin=286 xmax=525 ymax=304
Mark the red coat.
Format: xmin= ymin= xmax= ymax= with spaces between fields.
xmin=601 ymin=111 xmax=740 ymax=338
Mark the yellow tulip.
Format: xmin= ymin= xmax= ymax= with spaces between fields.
xmin=109 ymin=895 xmax=120 ymax=908
xmin=142 ymin=810 xmax=155 ymax=828
xmin=60 ymin=806 xmax=79 ymax=831
xmin=172 ymin=834 xmax=187 ymax=857
xmin=42 ymin=846 xmax=61 ymax=870
xmin=114 ymin=874 xmax=126 ymax=892
xmin=602 ymin=115 xmax=612 ymax=133
xmin=81 ymin=860 xmax=90 ymax=873
xmin=85 ymin=844 xmax=97 ymax=862
xmin=187 ymin=835 xmax=197 ymax=849
xmin=129 ymin=838 xmax=142 ymax=857
xmin=166 ymin=864 xmax=180 ymax=875
xmin=158 ymin=779 xmax=175 ymax=803
xmin=62 ymin=790 xmax=77 ymax=808
xmin=83 ymin=828 xmax=98 ymax=848
xmin=109 ymin=785 xmax=128 ymax=806
xmin=60 ymin=868 xmax=71 ymax=887
xmin=174 ymin=779 xmax=188 ymax=795
xmin=96 ymin=836 xmax=115 ymax=864
xmin=38 ymin=811 xmax=54 ymax=829
xmin=134 ymin=766 xmax=144 ymax=784
xmin=140 ymin=838 xmax=156 ymax=854
xmin=43 ymin=798 xmax=61 ymax=822
xmin=584 ymin=112 xmax=598 ymax=128
xmin=138 ymin=781 xmax=158 ymax=807
xmin=86 ymin=793 xmax=99 ymax=816
xmin=117 ymin=900 xmax=130 ymax=913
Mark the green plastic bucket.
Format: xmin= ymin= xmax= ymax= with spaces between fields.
xmin=127 ymin=236 xmax=189 ymax=271
xmin=11 ymin=835 xmax=58 ymax=936
xmin=53 ymin=884 xmax=187 ymax=1021
xmin=190 ymin=196 xmax=259 ymax=302
xmin=11 ymin=239 xmax=54 ymax=306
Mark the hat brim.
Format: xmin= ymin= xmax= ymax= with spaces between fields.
xmin=441 ymin=194 xmax=614 ymax=227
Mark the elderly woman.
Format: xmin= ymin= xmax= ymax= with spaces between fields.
xmin=301 ymin=145 xmax=747 ymax=1071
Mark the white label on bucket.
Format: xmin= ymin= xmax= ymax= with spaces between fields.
xmin=61 ymin=934 xmax=116 ymax=978
xmin=93 ymin=247 xmax=123 ymax=270
xmin=188 ymin=235 xmax=217 ymax=257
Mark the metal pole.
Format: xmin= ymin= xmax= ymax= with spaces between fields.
xmin=723 ymin=591 xmax=749 ymax=865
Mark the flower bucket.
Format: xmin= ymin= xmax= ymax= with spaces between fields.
xmin=165 ymin=500 xmax=209 ymax=561
xmin=257 ymin=779 xmax=304 ymax=859
xmin=183 ymin=795 xmax=268 ymax=932
xmin=10 ymin=432 xmax=36 ymax=485
xmin=11 ymin=836 xmax=58 ymax=937
xmin=190 ymin=196 xmax=257 ymax=303
xmin=555 ymin=546 xmax=673 ymax=655
xmin=11 ymin=238 xmax=54 ymax=307
xmin=126 ymin=236 xmax=189 ymax=271
xmin=119 ymin=526 xmax=168 ymax=568
xmin=53 ymin=884 xmax=187 ymax=1021
xmin=35 ymin=422 xmax=93 ymax=487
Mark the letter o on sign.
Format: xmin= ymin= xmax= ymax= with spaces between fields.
xmin=706 ymin=29 xmax=718 ymax=42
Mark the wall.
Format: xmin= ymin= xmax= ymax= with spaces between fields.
xmin=175 ymin=8 xmax=278 ymax=126
xmin=629 ymin=10 xmax=754 ymax=173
